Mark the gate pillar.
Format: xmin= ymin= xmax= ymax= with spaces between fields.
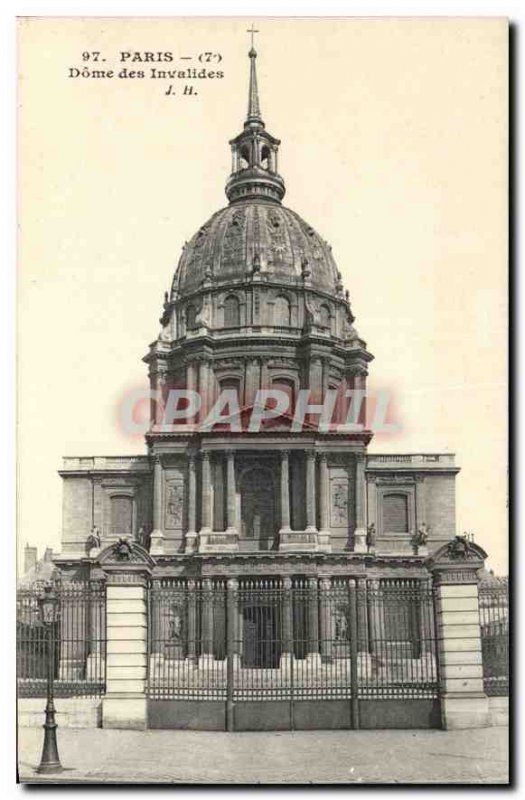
xmin=97 ymin=540 xmax=154 ymax=730
xmin=426 ymin=537 xmax=489 ymax=730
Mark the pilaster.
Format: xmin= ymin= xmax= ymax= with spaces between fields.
xmin=279 ymin=450 xmax=291 ymax=533
xmin=149 ymin=456 xmax=164 ymax=555
xmin=354 ymin=453 xmax=367 ymax=553
xmin=185 ymin=453 xmax=198 ymax=554
xmin=318 ymin=454 xmax=331 ymax=552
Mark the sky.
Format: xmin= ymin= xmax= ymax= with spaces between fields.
xmin=17 ymin=17 xmax=508 ymax=572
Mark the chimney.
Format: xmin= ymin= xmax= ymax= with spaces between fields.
xmin=24 ymin=544 xmax=38 ymax=575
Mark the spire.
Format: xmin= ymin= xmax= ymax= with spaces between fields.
xmin=247 ymin=45 xmax=262 ymax=125
xmin=225 ymin=30 xmax=285 ymax=204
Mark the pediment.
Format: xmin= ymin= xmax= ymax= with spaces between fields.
xmin=97 ymin=538 xmax=155 ymax=568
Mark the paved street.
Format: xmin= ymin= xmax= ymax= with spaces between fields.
xmin=18 ymin=726 xmax=509 ymax=784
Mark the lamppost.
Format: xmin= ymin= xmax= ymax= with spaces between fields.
xmin=36 ymin=582 xmax=62 ymax=775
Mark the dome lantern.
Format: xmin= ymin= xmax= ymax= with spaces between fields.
xmin=225 ymin=45 xmax=285 ymax=204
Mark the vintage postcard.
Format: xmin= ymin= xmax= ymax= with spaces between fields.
xmin=16 ymin=16 xmax=508 ymax=784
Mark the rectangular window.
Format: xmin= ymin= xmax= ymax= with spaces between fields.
xmin=110 ymin=495 xmax=132 ymax=536
xmin=382 ymin=493 xmax=409 ymax=533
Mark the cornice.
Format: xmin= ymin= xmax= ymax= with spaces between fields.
xmin=146 ymin=429 xmax=373 ymax=445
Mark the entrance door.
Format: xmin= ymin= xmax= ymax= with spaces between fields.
xmin=240 ymin=467 xmax=276 ymax=551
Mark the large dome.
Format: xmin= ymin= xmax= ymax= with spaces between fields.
xmin=173 ymin=200 xmax=340 ymax=297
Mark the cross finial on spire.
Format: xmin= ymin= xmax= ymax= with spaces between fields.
xmin=247 ymin=24 xmax=259 ymax=51
xmin=246 ymin=26 xmax=262 ymax=123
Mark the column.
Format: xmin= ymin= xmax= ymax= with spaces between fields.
xmin=308 ymin=357 xmax=323 ymax=404
xmin=149 ymin=456 xmax=164 ymax=555
xmin=427 ymin=541 xmax=489 ymax=729
xmin=279 ymin=451 xmax=291 ymax=532
xmin=319 ymin=577 xmax=332 ymax=663
xmin=245 ymin=358 xmax=259 ymax=406
xmin=185 ymin=454 xmax=197 ymax=553
xmin=101 ymin=552 xmax=152 ymax=730
xmin=318 ymin=454 xmax=331 ymax=551
xmin=213 ymin=458 xmax=225 ymax=531
xmin=307 ymin=578 xmax=320 ymax=659
xmin=200 ymin=578 xmax=214 ymax=665
xmin=260 ymin=357 xmax=269 ymax=389
xmin=305 ymin=451 xmax=317 ymax=533
xmin=186 ymin=361 xmax=197 ymax=425
xmin=353 ymin=370 xmax=367 ymax=427
xmin=321 ymin=358 xmax=330 ymax=397
xmin=231 ymin=145 xmax=238 ymax=172
xmin=354 ymin=454 xmax=367 ymax=553
xmin=151 ymin=362 xmax=168 ymax=427
xmin=198 ymin=359 xmax=211 ymax=423
xmin=199 ymin=452 xmax=212 ymax=534
xmin=225 ymin=450 xmax=237 ymax=533
xmin=338 ymin=374 xmax=349 ymax=425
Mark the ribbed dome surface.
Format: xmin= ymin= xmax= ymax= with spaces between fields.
xmin=173 ymin=201 xmax=339 ymax=296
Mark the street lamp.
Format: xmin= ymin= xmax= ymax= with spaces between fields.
xmin=36 ymin=582 xmax=62 ymax=775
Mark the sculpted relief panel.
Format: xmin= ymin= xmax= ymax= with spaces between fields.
xmin=331 ymin=480 xmax=349 ymax=528
xmin=165 ymin=480 xmax=184 ymax=529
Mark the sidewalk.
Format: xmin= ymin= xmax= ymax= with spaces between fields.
xmin=18 ymin=726 xmax=509 ymax=784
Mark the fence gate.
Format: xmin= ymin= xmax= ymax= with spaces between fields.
xmin=147 ymin=576 xmax=439 ymax=730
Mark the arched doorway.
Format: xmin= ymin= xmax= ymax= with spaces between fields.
xmin=239 ymin=466 xmax=276 ymax=551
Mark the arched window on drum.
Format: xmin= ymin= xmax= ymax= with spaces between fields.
xmin=274 ymin=295 xmax=291 ymax=327
xmin=219 ymin=377 xmax=242 ymax=405
xmin=224 ymin=295 xmax=241 ymax=328
xmin=272 ymin=378 xmax=295 ymax=415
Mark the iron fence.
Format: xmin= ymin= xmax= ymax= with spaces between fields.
xmin=362 ymin=579 xmax=438 ymax=699
xmin=479 ymin=579 xmax=509 ymax=697
xmin=146 ymin=576 xmax=438 ymax=702
xmin=17 ymin=580 xmax=106 ymax=697
xmin=147 ymin=578 xmax=227 ymax=700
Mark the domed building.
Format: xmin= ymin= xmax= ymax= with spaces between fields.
xmin=53 ymin=43 xmax=466 ymax=731
xmin=138 ymin=45 xmax=380 ymax=558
